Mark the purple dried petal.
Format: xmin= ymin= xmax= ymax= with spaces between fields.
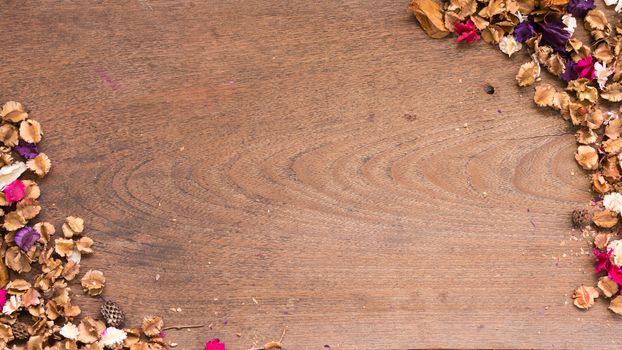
xmin=15 ymin=140 xmax=38 ymax=159
xmin=534 ymin=17 xmax=570 ymax=53
xmin=514 ymin=21 xmax=535 ymax=42
xmin=14 ymin=226 xmax=40 ymax=252
xmin=562 ymin=60 xmax=578 ymax=81
xmin=567 ymin=0 xmax=595 ymax=18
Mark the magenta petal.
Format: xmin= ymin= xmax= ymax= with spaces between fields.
xmin=4 ymin=180 xmax=25 ymax=203
xmin=14 ymin=226 xmax=40 ymax=252
xmin=610 ymin=265 xmax=622 ymax=285
xmin=594 ymin=248 xmax=611 ymax=273
xmin=0 ymin=290 xmax=7 ymax=309
xmin=204 ymin=338 xmax=226 ymax=350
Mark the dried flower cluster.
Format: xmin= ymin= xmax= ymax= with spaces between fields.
xmin=0 ymin=101 xmax=169 ymax=349
xmin=408 ymin=0 xmax=622 ymax=315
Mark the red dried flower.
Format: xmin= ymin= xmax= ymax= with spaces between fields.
xmin=454 ymin=19 xmax=480 ymax=43
xmin=205 ymin=338 xmax=226 ymax=350
xmin=595 ymin=248 xmax=612 ymax=273
xmin=4 ymin=179 xmax=25 ymax=203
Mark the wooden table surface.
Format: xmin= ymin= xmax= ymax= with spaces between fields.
xmin=0 ymin=1 xmax=616 ymax=349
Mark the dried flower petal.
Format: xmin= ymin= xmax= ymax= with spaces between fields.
xmin=99 ymin=327 xmax=127 ymax=348
xmin=15 ymin=139 xmax=38 ymax=159
xmin=567 ymin=0 xmax=595 ymax=17
xmin=80 ymin=270 xmax=105 ymax=296
xmin=610 ymin=295 xmax=622 ymax=314
xmin=14 ymin=226 xmax=40 ymax=252
xmin=19 ymin=120 xmax=42 ymax=144
xmin=62 ymin=216 xmax=84 ymax=238
xmin=593 ymin=209 xmax=619 ymax=228
xmin=0 ymin=162 xmax=27 ymax=191
xmin=3 ymin=211 xmax=26 ymax=231
xmin=575 ymin=145 xmax=598 ymax=170
xmin=78 ymin=317 xmax=106 ymax=344
xmin=407 ymin=0 xmax=450 ymax=39
xmin=205 ymin=338 xmax=226 ymax=350
xmin=499 ymin=35 xmax=522 ymax=56
xmin=534 ymin=84 xmax=557 ymax=106
xmin=602 ymin=83 xmax=622 ymax=102
xmin=454 ymin=18 xmax=480 ymax=43
xmin=141 ymin=316 xmax=164 ymax=337
xmin=4 ymin=180 xmax=25 ymax=203
xmin=573 ymin=285 xmax=599 ymax=309
xmin=60 ymin=323 xmax=80 ymax=340
xmin=598 ymin=276 xmax=619 ymax=298
xmin=26 ymin=153 xmax=50 ymax=177
xmin=516 ymin=61 xmax=538 ymax=86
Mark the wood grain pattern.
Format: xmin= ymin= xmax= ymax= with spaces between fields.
xmin=0 ymin=1 xmax=615 ymax=349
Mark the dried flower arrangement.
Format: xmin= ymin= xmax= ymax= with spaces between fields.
xmin=408 ymin=0 xmax=622 ymax=314
xmin=0 ymin=101 xmax=172 ymax=349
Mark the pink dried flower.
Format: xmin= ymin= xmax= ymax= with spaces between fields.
xmin=3 ymin=179 xmax=25 ymax=203
xmin=595 ymin=248 xmax=612 ymax=273
xmin=576 ymin=56 xmax=596 ymax=79
xmin=205 ymin=338 xmax=226 ymax=350
xmin=0 ymin=290 xmax=6 ymax=309
xmin=454 ymin=19 xmax=480 ymax=43
xmin=610 ymin=265 xmax=622 ymax=285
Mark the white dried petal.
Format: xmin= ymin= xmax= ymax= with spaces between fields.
xmin=499 ymin=35 xmax=522 ymax=57
xmin=60 ymin=323 xmax=80 ymax=340
xmin=0 ymin=162 xmax=27 ymax=191
xmin=2 ymin=295 xmax=20 ymax=315
xmin=99 ymin=327 xmax=127 ymax=348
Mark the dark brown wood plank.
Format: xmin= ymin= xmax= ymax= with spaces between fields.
xmin=0 ymin=1 xmax=613 ymax=348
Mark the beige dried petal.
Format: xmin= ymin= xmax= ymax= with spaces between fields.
xmin=534 ymin=84 xmax=556 ymax=107
xmin=27 ymin=335 xmax=44 ymax=350
xmin=0 ymin=260 xmax=8 ymax=289
xmin=62 ymin=260 xmax=81 ymax=281
xmin=34 ymin=222 xmax=55 ymax=244
xmin=585 ymin=10 xmax=608 ymax=31
xmin=0 ymin=323 xmax=13 ymax=343
xmin=5 ymin=246 xmax=31 ymax=273
xmin=0 ymin=124 xmax=18 ymax=147
xmin=607 ymin=118 xmax=622 ymax=139
xmin=78 ymin=317 xmax=106 ymax=344
xmin=567 ymin=79 xmax=598 ymax=103
xmin=516 ymin=61 xmax=538 ymax=87
xmin=62 ymin=216 xmax=84 ymax=238
xmin=576 ymin=127 xmax=597 ymax=144
xmin=586 ymin=108 xmax=604 ymax=129
xmin=141 ymin=316 xmax=164 ymax=337
xmin=80 ymin=270 xmax=105 ymax=296
xmin=6 ymin=279 xmax=31 ymax=294
xmin=76 ymin=237 xmax=94 ymax=254
xmin=545 ymin=54 xmax=564 ymax=76
xmin=593 ymin=209 xmax=619 ymax=228
xmin=19 ymin=120 xmax=42 ymax=144
xmin=54 ymin=238 xmax=75 ymax=257
xmin=16 ymin=198 xmax=41 ymax=220
xmin=602 ymin=83 xmax=622 ymax=102
xmin=3 ymin=211 xmax=26 ymax=231
xmin=23 ymin=180 xmax=40 ymax=200
xmin=0 ymin=101 xmax=24 ymax=118
xmin=573 ymin=285 xmax=599 ymax=309
xmin=610 ymin=295 xmax=622 ymax=314
xmin=594 ymin=233 xmax=612 ymax=249
xmin=84 ymin=343 xmax=104 ymax=350
xmin=407 ymin=0 xmax=450 ymax=38
xmin=575 ymin=145 xmax=599 ymax=170
xmin=22 ymin=288 xmax=41 ymax=308
xmin=27 ymin=153 xmax=50 ymax=177
xmin=598 ymin=276 xmax=619 ymax=298
xmin=604 ymin=138 xmax=622 ymax=154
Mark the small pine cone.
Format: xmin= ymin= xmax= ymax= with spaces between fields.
xmin=101 ymin=300 xmax=125 ymax=328
xmin=12 ymin=321 xmax=29 ymax=340
xmin=572 ymin=208 xmax=592 ymax=228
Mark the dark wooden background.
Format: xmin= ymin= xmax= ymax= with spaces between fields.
xmin=0 ymin=1 xmax=616 ymax=349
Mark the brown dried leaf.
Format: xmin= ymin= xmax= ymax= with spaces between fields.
xmin=573 ymin=285 xmax=599 ymax=309
xmin=80 ymin=269 xmax=105 ymax=296
xmin=516 ymin=61 xmax=538 ymax=87
xmin=593 ymin=209 xmax=619 ymax=228
xmin=26 ymin=153 xmax=50 ymax=177
xmin=407 ymin=0 xmax=450 ymax=39
xmin=575 ymin=145 xmax=599 ymax=170
xmin=141 ymin=316 xmax=164 ymax=337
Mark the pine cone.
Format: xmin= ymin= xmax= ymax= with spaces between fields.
xmin=572 ymin=208 xmax=592 ymax=228
xmin=101 ymin=300 xmax=125 ymax=327
xmin=12 ymin=321 xmax=29 ymax=341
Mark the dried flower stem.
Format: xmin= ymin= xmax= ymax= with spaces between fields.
xmin=162 ymin=324 xmax=205 ymax=331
